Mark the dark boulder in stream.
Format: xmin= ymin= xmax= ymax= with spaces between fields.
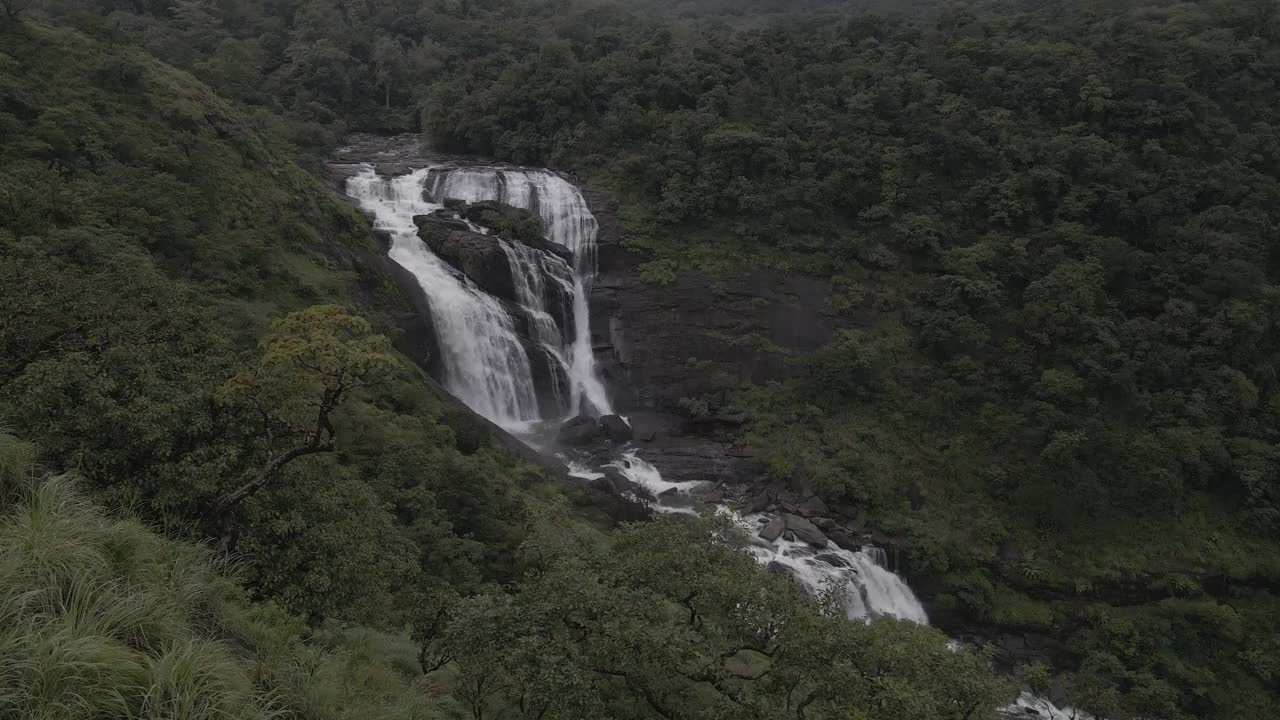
xmin=599 ymin=414 xmax=633 ymax=443
xmin=558 ymin=415 xmax=601 ymax=446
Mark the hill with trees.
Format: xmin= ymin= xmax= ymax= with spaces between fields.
xmin=4 ymin=0 xmax=1280 ymax=718
xmin=1 ymin=6 xmax=1008 ymax=720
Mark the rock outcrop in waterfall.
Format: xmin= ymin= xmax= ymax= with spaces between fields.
xmin=343 ymin=160 xmax=613 ymax=428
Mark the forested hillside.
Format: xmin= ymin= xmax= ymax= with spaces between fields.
xmin=0 ymin=5 xmax=1007 ymax=720
xmin=5 ymin=0 xmax=1280 ymax=718
xmin=424 ymin=2 xmax=1280 ymax=717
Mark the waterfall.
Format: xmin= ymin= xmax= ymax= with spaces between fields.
xmin=498 ymin=239 xmax=575 ymax=414
xmin=739 ymin=515 xmax=930 ymax=623
xmin=346 ymin=168 xmax=542 ymax=428
xmin=346 ymin=162 xmax=614 ymax=428
xmin=1010 ymin=692 xmax=1095 ymax=720
xmin=603 ymin=452 xmax=928 ymax=622
xmin=425 ymin=167 xmax=613 ymax=417
xmin=345 ymin=147 xmax=1077 ymax=719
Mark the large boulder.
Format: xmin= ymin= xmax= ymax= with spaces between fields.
xmin=421 ymin=208 xmax=470 ymax=231
xmin=795 ymin=494 xmax=829 ymax=517
xmin=815 ymin=553 xmax=852 ymax=568
xmin=558 ymin=415 xmax=602 ymax=446
xmin=698 ymin=488 xmax=725 ymax=504
xmin=601 ymin=466 xmax=631 ymax=491
xmin=527 ymin=345 xmax=571 ymax=418
xmin=784 ymin=514 xmax=828 ymax=547
xmin=413 ymin=218 xmax=516 ymax=301
xmin=744 ymin=491 xmax=771 ymax=514
xmin=826 ymin=528 xmax=860 ymax=552
xmin=447 ymin=200 xmax=576 ymax=264
xmin=599 ymin=414 xmax=633 ymax=443
xmin=759 ymin=517 xmax=786 ymax=542
xmin=590 ymin=467 xmax=655 ymax=503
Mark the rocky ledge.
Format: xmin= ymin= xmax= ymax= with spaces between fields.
xmin=414 ymin=216 xmax=520 ymax=300
xmin=413 ymin=207 xmax=576 ymax=347
xmin=579 ymin=188 xmax=874 ymax=413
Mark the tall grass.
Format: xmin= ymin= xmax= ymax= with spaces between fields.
xmin=0 ymin=436 xmax=442 ymax=720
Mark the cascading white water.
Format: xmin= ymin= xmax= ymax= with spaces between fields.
xmin=607 ymin=455 xmax=1089 ymax=717
xmin=1011 ymin=693 xmax=1094 ymax=720
xmin=346 ymin=168 xmax=541 ymax=428
xmin=424 ymin=167 xmax=613 ymax=416
xmin=346 ymin=161 xmax=615 ymax=428
xmin=602 ymin=451 xmax=928 ymax=622
xmin=605 ymin=450 xmax=700 ymax=516
xmin=739 ymin=514 xmax=930 ymax=623
xmin=497 ymin=239 xmax=575 ymax=413
xmin=497 ymin=239 xmax=574 ymax=349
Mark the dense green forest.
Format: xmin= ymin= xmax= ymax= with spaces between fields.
xmin=4 ymin=0 xmax=1280 ymax=718
xmin=0 ymin=5 xmax=1006 ymax=720
xmin=1 ymin=431 xmax=1006 ymax=719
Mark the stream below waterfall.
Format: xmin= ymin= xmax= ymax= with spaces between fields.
xmin=342 ymin=152 xmax=1089 ymax=720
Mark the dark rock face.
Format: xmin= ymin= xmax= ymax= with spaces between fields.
xmin=815 ymin=553 xmax=851 ymax=568
xmin=360 ymin=229 xmax=443 ymax=378
xmin=784 ymin=514 xmax=828 ymax=547
xmin=528 ymin=346 xmax=571 ymax=419
xmin=573 ymin=478 xmax=652 ymax=526
xmin=599 ymin=414 xmax=633 ymax=443
xmin=582 ymin=188 xmax=870 ymax=412
xmin=760 ymin=517 xmax=785 ymax=542
xmin=558 ymin=415 xmax=601 ymax=446
xmin=638 ymin=440 xmax=765 ymax=486
xmin=446 ymin=199 xmax=575 ymax=264
xmin=591 ymin=467 xmax=656 ymax=503
xmin=600 ymin=467 xmax=632 ymax=492
xmin=413 ymin=208 xmax=575 ymax=348
xmin=826 ymin=528 xmax=861 ymax=553
xmin=423 ymin=208 xmax=471 ymax=231
xmin=414 ymin=218 xmax=517 ymax=301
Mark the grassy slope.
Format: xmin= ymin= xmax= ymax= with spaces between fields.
xmin=0 ymin=431 xmax=442 ymax=720
xmin=0 ymin=20 xmax=605 ymax=630
xmin=0 ymin=21 xmax=400 ymax=339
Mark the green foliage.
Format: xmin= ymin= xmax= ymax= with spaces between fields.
xmin=457 ymin=200 xmax=548 ymax=244
xmin=220 ymin=305 xmax=396 ymax=418
xmin=422 ymin=1 xmax=1280 ymax=716
xmin=0 ymin=469 xmax=440 ymax=720
xmin=429 ymin=514 xmax=1011 ymax=720
xmin=8 ymin=0 xmax=1280 ymax=718
xmin=0 ymin=21 xmax=551 ymax=633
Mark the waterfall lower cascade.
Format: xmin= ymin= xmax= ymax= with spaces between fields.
xmin=602 ymin=455 xmax=1092 ymax=719
xmin=346 ymin=164 xmax=612 ymax=429
xmin=594 ymin=452 xmax=928 ymax=623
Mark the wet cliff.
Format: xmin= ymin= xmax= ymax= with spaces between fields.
xmin=582 ymin=188 xmax=867 ymax=413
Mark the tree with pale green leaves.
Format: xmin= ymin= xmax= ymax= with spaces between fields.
xmin=213 ymin=305 xmax=395 ymax=553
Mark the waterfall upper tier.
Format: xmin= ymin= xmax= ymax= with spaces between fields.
xmin=344 ymin=161 xmax=614 ymax=429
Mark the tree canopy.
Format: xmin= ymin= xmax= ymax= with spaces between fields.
xmin=6 ymin=0 xmax=1280 ymax=717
